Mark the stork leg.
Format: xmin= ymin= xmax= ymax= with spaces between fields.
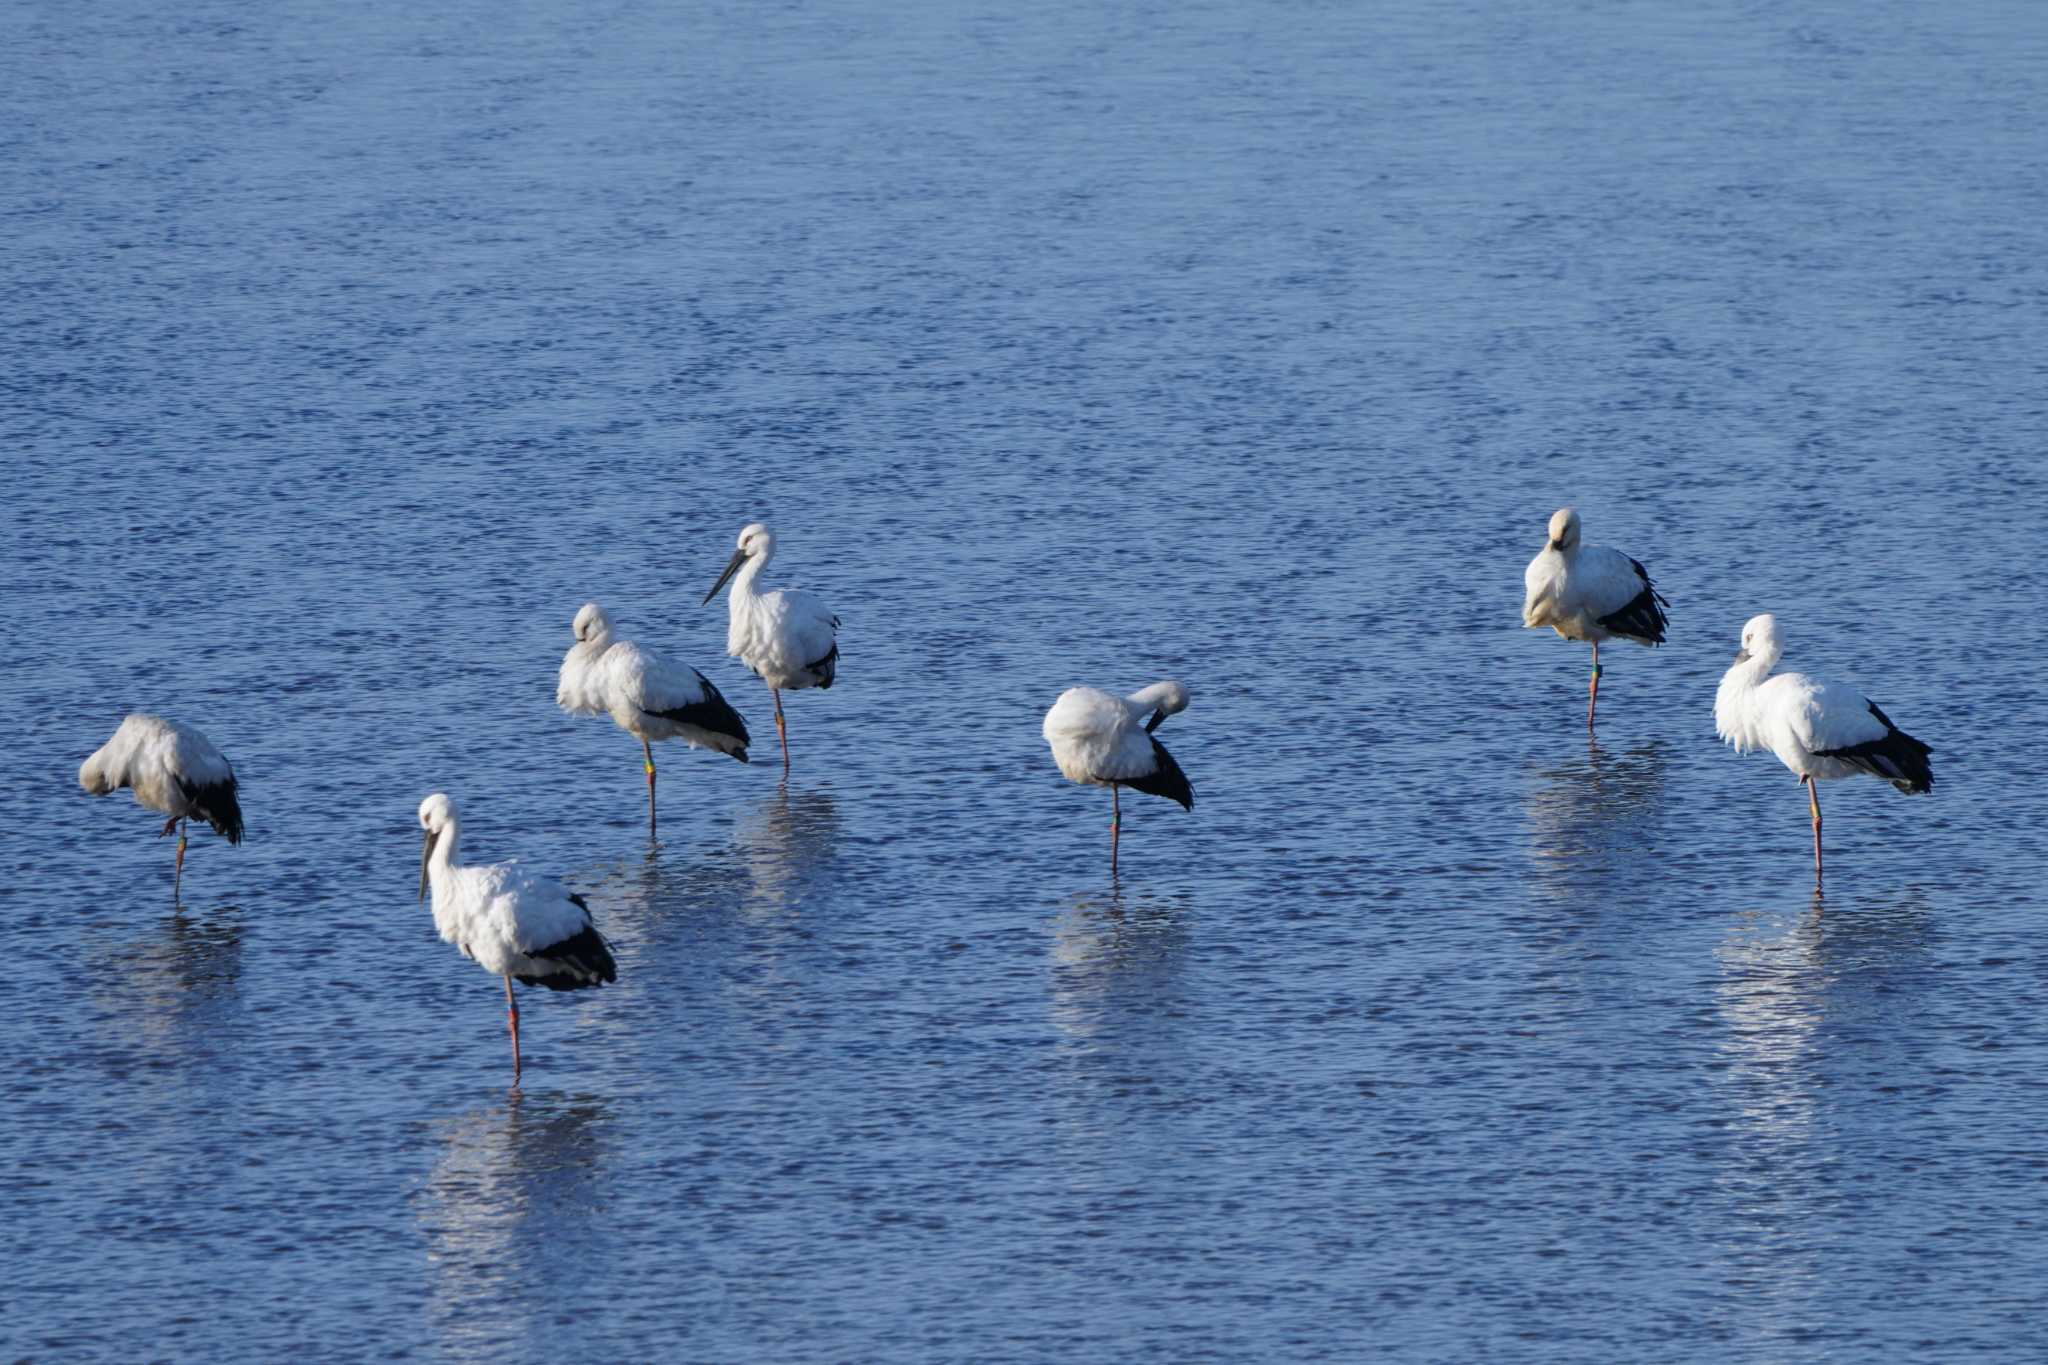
xmin=1805 ymin=775 xmax=1823 ymax=888
xmin=174 ymin=818 xmax=188 ymax=901
xmin=503 ymin=974 xmax=523 ymax=1084
xmin=772 ymin=686 xmax=790 ymax=777
xmin=1587 ymin=640 xmax=1602 ymax=730
xmin=1110 ymin=783 xmax=1122 ymax=877
xmin=642 ymin=737 xmax=658 ymax=835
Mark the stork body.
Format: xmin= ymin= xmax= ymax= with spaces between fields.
xmin=1042 ymin=682 xmax=1194 ymax=874
xmin=1523 ymin=507 xmax=1670 ymax=729
xmin=558 ymin=603 xmax=749 ymax=833
xmin=79 ymin=714 xmax=244 ymax=900
xmin=1715 ymin=613 xmax=1933 ymax=888
xmin=417 ymin=793 xmax=617 ymax=1083
xmin=703 ymin=523 xmax=839 ymax=776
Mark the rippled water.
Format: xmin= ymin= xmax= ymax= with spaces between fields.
xmin=7 ymin=0 xmax=2047 ymax=1358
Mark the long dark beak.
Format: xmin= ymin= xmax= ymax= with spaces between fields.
xmin=1145 ymin=710 xmax=1165 ymax=734
xmin=418 ymin=828 xmax=435 ymax=903
xmin=702 ymin=548 xmax=748 ymax=606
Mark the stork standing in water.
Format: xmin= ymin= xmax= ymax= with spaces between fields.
xmin=1042 ymin=682 xmax=1194 ymax=875
xmin=702 ymin=522 xmax=839 ymax=777
xmin=1714 ymin=613 xmax=1932 ymax=889
xmin=79 ymin=714 xmax=244 ymax=900
xmin=1522 ymin=507 xmax=1671 ymax=728
xmin=557 ymin=602 xmax=750 ymax=834
xmin=417 ymin=793 xmax=617 ymax=1083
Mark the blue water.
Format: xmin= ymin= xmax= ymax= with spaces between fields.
xmin=6 ymin=0 xmax=2048 ymax=1359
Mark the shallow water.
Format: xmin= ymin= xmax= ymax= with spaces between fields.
xmin=6 ymin=0 xmax=2048 ymax=1359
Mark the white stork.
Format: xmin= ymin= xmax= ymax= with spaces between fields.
xmin=1715 ymin=613 xmax=1933 ymax=888
xmin=702 ymin=522 xmax=839 ymax=776
xmin=1042 ymin=681 xmax=1194 ymax=874
xmin=79 ymin=714 xmax=244 ymax=900
xmin=1522 ymin=506 xmax=1671 ymax=728
xmin=417 ymin=792 xmax=618 ymax=1083
xmin=557 ymin=602 xmax=750 ymax=834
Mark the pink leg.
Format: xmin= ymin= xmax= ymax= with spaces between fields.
xmin=773 ymin=687 xmax=790 ymax=776
xmin=503 ymin=974 xmax=523 ymax=1084
xmin=1805 ymin=776 xmax=1823 ymax=888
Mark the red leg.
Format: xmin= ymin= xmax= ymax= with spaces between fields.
xmin=503 ymin=974 xmax=523 ymax=1084
xmin=773 ymin=687 xmax=790 ymax=776
xmin=1806 ymin=776 xmax=1823 ymax=888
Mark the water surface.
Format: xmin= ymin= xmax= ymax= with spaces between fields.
xmin=5 ymin=0 xmax=2047 ymax=1358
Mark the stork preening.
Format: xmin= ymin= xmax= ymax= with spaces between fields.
xmin=703 ymin=522 xmax=839 ymax=777
xmin=1523 ymin=507 xmax=1671 ymax=728
xmin=1042 ymin=682 xmax=1194 ymax=875
xmin=1714 ymin=613 xmax=1933 ymax=889
xmin=557 ymin=602 xmax=750 ymax=834
xmin=417 ymin=793 xmax=617 ymax=1083
xmin=79 ymin=714 xmax=244 ymax=900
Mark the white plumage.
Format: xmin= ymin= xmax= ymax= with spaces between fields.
xmin=79 ymin=713 xmax=244 ymax=899
xmin=703 ymin=522 xmax=839 ymax=774
xmin=1715 ymin=613 xmax=1933 ymax=886
xmin=1522 ymin=506 xmax=1670 ymax=728
xmin=418 ymin=792 xmax=617 ymax=1083
xmin=1043 ymin=682 xmax=1194 ymax=873
xmin=558 ymin=602 xmax=750 ymax=832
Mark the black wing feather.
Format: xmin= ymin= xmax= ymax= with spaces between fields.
xmin=651 ymin=671 xmax=751 ymax=760
xmin=1596 ymin=558 xmax=1671 ymax=644
xmin=806 ymin=642 xmax=839 ymax=690
xmin=1814 ymin=702 xmax=1934 ymax=794
xmin=180 ymin=776 xmax=245 ymax=845
xmin=515 ymin=894 xmax=619 ymax=991
xmin=1123 ymin=738 xmax=1194 ymax=810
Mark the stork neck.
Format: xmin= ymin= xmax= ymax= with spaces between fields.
xmin=1726 ymin=650 xmax=1776 ymax=691
xmin=430 ymin=821 xmax=460 ymax=877
xmin=731 ymin=551 xmax=771 ymax=605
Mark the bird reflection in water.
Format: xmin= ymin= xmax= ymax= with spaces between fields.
xmin=88 ymin=906 xmax=247 ymax=1053
xmin=1521 ymin=737 xmax=1670 ymax=904
xmin=734 ymin=787 xmax=840 ymax=917
xmin=578 ymin=837 xmax=741 ymax=928
xmin=1708 ymin=885 xmax=1937 ymax=1323
xmin=1047 ymin=885 xmax=1191 ymax=1045
xmin=418 ymin=1090 xmax=613 ymax=1351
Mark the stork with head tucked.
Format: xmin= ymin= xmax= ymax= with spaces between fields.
xmin=80 ymin=714 xmax=244 ymax=901
xmin=417 ymin=792 xmax=617 ymax=1084
xmin=557 ymin=602 xmax=750 ymax=834
xmin=1714 ymin=613 xmax=1932 ymax=890
xmin=702 ymin=522 xmax=839 ymax=777
xmin=1042 ymin=681 xmax=1194 ymax=875
xmin=1522 ymin=506 xmax=1671 ymax=729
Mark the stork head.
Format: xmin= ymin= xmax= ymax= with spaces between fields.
xmin=704 ymin=522 xmax=775 ymax=604
xmin=1733 ymin=613 xmax=1782 ymax=667
xmin=1128 ymin=681 xmax=1190 ymax=732
xmin=1546 ymin=507 xmax=1581 ymax=553
xmin=78 ymin=750 xmax=114 ymax=795
xmin=571 ymin=601 xmax=613 ymax=645
xmin=418 ymin=792 xmax=459 ymax=901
